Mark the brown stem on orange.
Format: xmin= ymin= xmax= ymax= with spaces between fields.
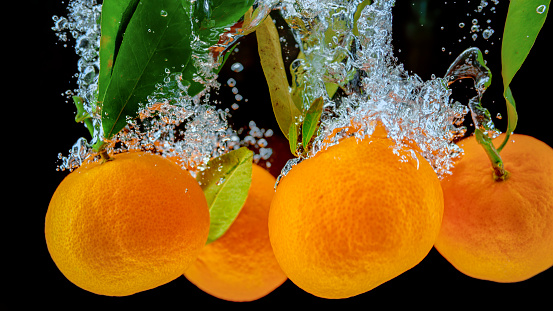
xmin=99 ymin=149 xmax=113 ymax=163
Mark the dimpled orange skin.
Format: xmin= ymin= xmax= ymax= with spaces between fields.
xmin=268 ymin=130 xmax=444 ymax=299
xmin=184 ymin=164 xmax=287 ymax=302
xmin=45 ymin=152 xmax=210 ymax=296
xmin=435 ymin=134 xmax=553 ymax=283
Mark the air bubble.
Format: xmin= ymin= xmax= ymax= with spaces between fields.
xmin=227 ymin=78 xmax=236 ymax=87
xmin=537 ymin=5 xmax=547 ymax=14
xmin=230 ymin=62 xmax=244 ymax=72
xmin=482 ymin=28 xmax=494 ymax=40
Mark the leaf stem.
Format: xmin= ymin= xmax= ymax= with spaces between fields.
xmin=73 ymin=96 xmax=95 ymax=139
xmin=474 ymin=129 xmax=510 ymax=181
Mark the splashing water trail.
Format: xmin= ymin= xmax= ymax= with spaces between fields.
xmin=53 ymin=0 xmax=499 ymax=180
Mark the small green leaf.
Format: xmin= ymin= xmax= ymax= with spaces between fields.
xmin=288 ymin=122 xmax=299 ymax=156
xmin=353 ymin=0 xmax=372 ymax=36
xmin=196 ymin=147 xmax=254 ymax=244
xmin=302 ymin=97 xmax=324 ymax=149
xmin=182 ymin=0 xmax=255 ymax=95
xmin=193 ymin=0 xmax=256 ymax=36
xmin=257 ymin=15 xmax=301 ymax=139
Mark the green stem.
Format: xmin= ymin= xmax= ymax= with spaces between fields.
xmin=73 ymin=96 xmax=95 ymax=138
xmin=474 ymin=129 xmax=510 ymax=181
xmin=73 ymin=96 xmax=108 ymax=154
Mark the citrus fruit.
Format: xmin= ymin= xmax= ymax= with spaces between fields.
xmin=268 ymin=127 xmax=444 ymax=299
xmin=45 ymin=152 xmax=210 ymax=296
xmin=435 ymin=133 xmax=553 ymax=282
xmin=184 ymin=164 xmax=287 ymax=301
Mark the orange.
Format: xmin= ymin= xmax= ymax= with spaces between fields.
xmin=435 ymin=133 xmax=553 ymax=282
xmin=184 ymin=164 xmax=287 ymax=301
xmin=268 ymin=127 xmax=444 ymax=299
xmin=45 ymin=152 xmax=210 ymax=296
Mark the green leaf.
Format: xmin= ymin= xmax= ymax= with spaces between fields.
xmin=196 ymin=147 xmax=254 ymax=244
xmin=501 ymin=0 xmax=549 ymax=88
xmin=302 ymin=97 xmax=324 ymax=149
xmin=193 ymin=0 xmax=256 ymax=37
xmin=257 ymin=15 xmax=302 ymax=139
xmin=101 ymin=0 xmax=193 ymax=140
xmin=182 ymin=0 xmax=256 ymax=95
xmin=288 ymin=122 xmax=299 ymax=156
xmin=500 ymin=0 xmax=549 ymax=148
xmin=353 ymin=0 xmax=371 ymax=36
xmin=98 ymin=0 xmax=141 ymax=106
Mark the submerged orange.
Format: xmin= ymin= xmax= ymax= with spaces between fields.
xmin=45 ymin=152 xmax=210 ymax=296
xmin=269 ymin=128 xmax=444 ymax=298
xmin=435 ymin=134 xmax=553 ymax=282
xmin=184 ymin=164 xmax=287 ymax=301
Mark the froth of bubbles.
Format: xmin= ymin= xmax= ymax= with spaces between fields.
xmin=54 ymin=0 xmax=252 ymax=173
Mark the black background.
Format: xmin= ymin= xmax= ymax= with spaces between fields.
xmin=15 ymin=0 xmax=552 ymax=308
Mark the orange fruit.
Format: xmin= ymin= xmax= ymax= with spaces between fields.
xmin=184 ymin=164 xmax=287 ymax=301
xmin=268 ymin=127 xmax=444 ymax=299
xmin=435 ymin=133 xmax=553 ymax=282
xmin=45 ymin=152 xmax=210 ymax=296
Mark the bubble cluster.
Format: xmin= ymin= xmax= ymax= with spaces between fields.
xmin=52 ymin=0 xmax=101 ymax=106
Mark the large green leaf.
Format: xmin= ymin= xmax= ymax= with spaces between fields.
xmin=99 ymin=0 xmax=255 ymax=142
xmin=97 ymin=0 xmax=140 ymax=106
xmin=101 ymin=0 xmax=193 ymax=140
xmin=196 ymin=147 xmax=253 ymax=244
xmin=500 ymin=0 xmax=549 ymax=150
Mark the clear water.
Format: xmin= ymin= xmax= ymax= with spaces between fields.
xmin=53 ymin=0 xmax=500 ymax=180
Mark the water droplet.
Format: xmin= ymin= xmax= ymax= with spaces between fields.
xmin=537 ymin=4 xmax=547 ymax=14
xmin=459 ymin=22 xmax=465 ymax=28
xmin=230 ymin=62 xmax=244 ymax=72
xmin=257 ymin=138 xmax=268 ymax=148
xmin=496 ymin=113 xmax=502 ymax=119
xmin=160 ymin=9 xmax=168 ymax=17
xmin=231 ymin=103 xmax=239 ymax=110
xmin=235 ymin=94 xmax=243 ymax=101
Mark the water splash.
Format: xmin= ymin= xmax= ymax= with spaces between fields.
xmin=444 ymin=47 xmax=498 ymax=138
xmin=278 ymin=0 xmax=470 ymax=178
xmin=53 ymin=0 xmax=497 ymax=181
